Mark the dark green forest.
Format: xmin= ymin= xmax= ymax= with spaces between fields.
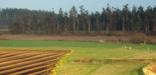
xmin=0 ymin=5 xmax=156 ymax=35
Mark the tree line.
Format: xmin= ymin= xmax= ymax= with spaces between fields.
xmin=0 ymin=5 xmax=156 ymax=35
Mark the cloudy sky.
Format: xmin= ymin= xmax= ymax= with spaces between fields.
xmin=0 ymin=0 xmax=155 ymax=12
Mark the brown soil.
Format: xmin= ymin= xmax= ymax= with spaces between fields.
xmin=0 ymin=50 xmax=69 ymax=75
xmin=0 ymin=34 xmax=156 ymax=43
xmin=149 ymin=65 xmax=156 ymax=73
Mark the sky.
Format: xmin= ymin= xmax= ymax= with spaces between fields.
xmin=0 ymin=0 xmax=156 ymax=12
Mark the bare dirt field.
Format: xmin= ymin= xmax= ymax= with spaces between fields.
xmin=143 ymin=64 xmax=156 ymax=75
xmin=150 ymin=65 xmax=156 ymax=73
xmin=0 ymin=49 xmax=69 ymax=75
xmin=0 ymin=34 xmax=156 ymax=43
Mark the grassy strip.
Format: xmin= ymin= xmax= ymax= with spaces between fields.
xmin=50 ymin=50 xmax=72 ymax=75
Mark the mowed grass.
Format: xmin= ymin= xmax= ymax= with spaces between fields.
xmin=0 ymin=40 xmax=156 ymax=75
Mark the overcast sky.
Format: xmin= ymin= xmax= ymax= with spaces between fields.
xmin=0 ymin=0 xmax=155 ymax=12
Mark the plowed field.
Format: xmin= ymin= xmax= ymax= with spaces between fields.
xmin=0 ymin=50 xmax=69 ymax=75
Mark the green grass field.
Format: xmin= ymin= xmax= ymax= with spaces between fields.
xmin=0 ymin=40 xmax=156 ymax=75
